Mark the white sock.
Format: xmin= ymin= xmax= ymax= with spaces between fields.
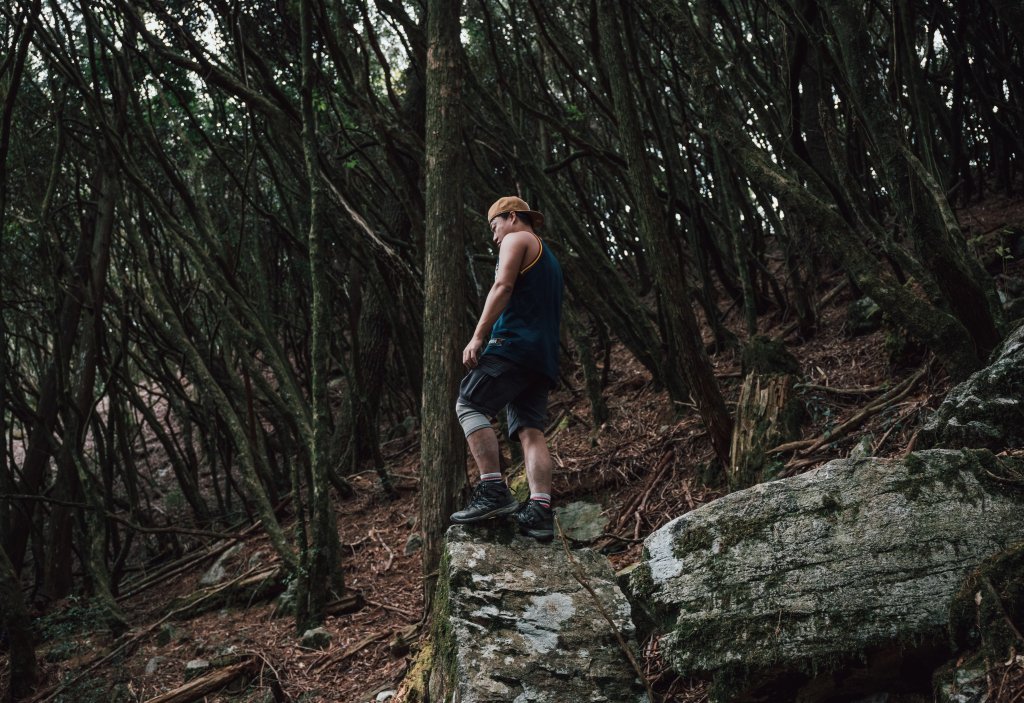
xmin=480 ymin=472 xmax=503 ymax=483
xmin=530 ymin=492 xmax=551 ymax=507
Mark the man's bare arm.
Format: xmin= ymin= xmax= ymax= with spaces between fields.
xmin=463 ymin=232 xmax=532 ymax=367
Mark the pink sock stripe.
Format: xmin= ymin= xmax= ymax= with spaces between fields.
xmin=530 ymin=493 xmax=551 ymax=504
xmin=480 ymin=472 xmax=503 ymax=482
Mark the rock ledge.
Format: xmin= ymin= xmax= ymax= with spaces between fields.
xmin=430 ymin=524 xmax=648 ymax=703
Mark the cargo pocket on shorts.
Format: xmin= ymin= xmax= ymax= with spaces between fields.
xmin=477 ymin=354 xmax=514 ymax=377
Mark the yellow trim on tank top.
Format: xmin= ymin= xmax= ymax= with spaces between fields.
xmin=520 ymin=234 xmax=543 ymax=274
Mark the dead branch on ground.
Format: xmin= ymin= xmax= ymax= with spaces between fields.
xmin=768 ymin=362 xmax=931 ymax=474
xmin=141 ymin=656 xmax=259 ymax=703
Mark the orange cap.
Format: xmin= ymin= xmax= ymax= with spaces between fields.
xmin=486 ymin=196 xmax=545 ymax=229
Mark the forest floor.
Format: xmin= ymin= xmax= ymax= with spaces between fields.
xmin=9 ymin=191 xmax=1024 ymax=703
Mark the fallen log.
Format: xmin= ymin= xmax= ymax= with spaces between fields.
xmin=142 ymin=656 xmax=258 ymax=703
xmin=170 ymin=566 xmax=286 ymax=620
xmin=325 ymin=591 xmax=364 ymax=617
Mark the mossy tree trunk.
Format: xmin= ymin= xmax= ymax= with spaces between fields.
xmin=53 ymin=27 xmax=128 ymax=625
xmin=420 ymin=0 xmax=468 ymax=610
xmin=298 ymin=0 xmax=343 ymax=631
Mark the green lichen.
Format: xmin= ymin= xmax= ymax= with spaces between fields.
xmin=625 ymin=562 xmax=665 ymax=640
xmin=717 ymin=512 xmax=781 ymax=553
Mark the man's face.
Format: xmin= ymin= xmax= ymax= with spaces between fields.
xmin=489 ymin=212 xmax=516 ymax=245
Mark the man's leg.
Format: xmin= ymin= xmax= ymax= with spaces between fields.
xmin=450 ymin=420 xmax=517 ymax=524
xmin=518 ymin=427 xmax=552 ymax=496
xmin=512 ymin=426 xmax=555 ymax=541
xmin=450 ymin=360 xmax=519 ymax=524
xmin=466 ymin=425 xmax=501 ymax=479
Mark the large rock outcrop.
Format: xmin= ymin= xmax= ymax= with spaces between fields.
xmin=628 ymin=449 xmax=1024 ymax=701
xmin=430 ymin=524 xmax=649 ymax=703
xmin=920 ymin=322 xmax=1024 ymax=450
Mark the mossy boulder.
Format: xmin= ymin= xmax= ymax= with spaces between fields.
xmin=555 ymin=501 xmax=608 ymax=543
xmin=429 ymin=524 xmax=649 ymax=702
xmin=920 ymin=321 xmax=1024 ymax=451
xmin=628 ymin=449 xmax=1024 ymax=702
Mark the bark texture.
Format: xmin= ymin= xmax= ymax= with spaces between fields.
xmin=299 ymin=0 xmax=343 ymax=629
xmin=728 ymin=373 xmax=801 ymax=490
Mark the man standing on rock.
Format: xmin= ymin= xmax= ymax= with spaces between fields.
xmin=450 ymin=196 xmax=563 ymax=541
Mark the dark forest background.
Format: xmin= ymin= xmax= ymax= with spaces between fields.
xmin=1 ymin=0 xmax=1022 ymax=699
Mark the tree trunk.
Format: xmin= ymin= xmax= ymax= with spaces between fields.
xmin=298 ymin=0 xmax=343 ymax=630
xmin=420 ymin=0 xmax=467 ymax=610
xmin=63 ymin=125 xmax=127 ymax=629
xmin=0 ymin=542 xmax=35 ymax=701
xmin=729 ymin=373 xmax=800 ymax=490
xmin=566 ymin=306 xmax=608 ymax=428
xmin=352 ymin=264 xmax=393 ymax=491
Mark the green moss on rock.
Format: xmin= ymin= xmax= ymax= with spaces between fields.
xmin=673 ymin=524 xmax=715 ymax=558
xmin=628 ymin=562 xmax=656 ymax=601
xmin=429 ymin=545 xmax=458 ymax=699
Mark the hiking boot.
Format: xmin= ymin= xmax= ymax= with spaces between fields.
xmin=450 ymin=481 xmax=518 ymax=524
xmin=513 ymin=500 xmax=554 ymax=541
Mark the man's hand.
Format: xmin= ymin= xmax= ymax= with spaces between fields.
xmin=463 ymin=336 xmax=486 ymax=368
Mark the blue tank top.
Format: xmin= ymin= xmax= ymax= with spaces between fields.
xmin=483 ymin=234 xmax=563 ymax=386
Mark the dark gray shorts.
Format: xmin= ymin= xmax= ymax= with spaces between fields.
xmin=458 ymin=354 xmax=549 ymax=442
